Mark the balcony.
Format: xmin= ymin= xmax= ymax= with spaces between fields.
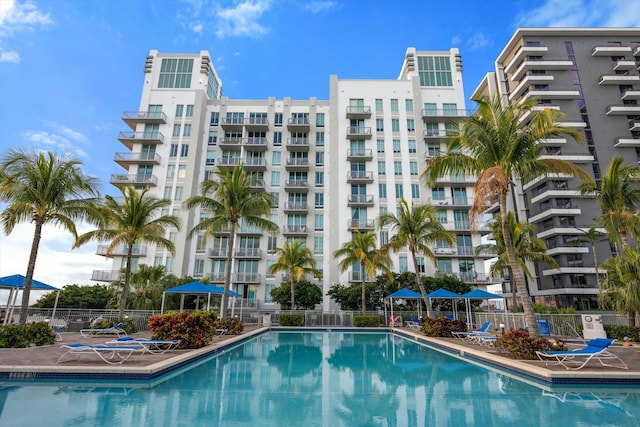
xmin=528 ymin=208 xmax=581 ymax=223
xmin=114 ymin=152 xmax=161 ymax=168
xmin=614 ymin=137 xmax=640 ymax=147
xmin=424 ymin=130 xmax=455 ymax=141
xmin=622 ymin=90 xmax=640 ymax=100
xmin=235 ymin=248 xmax=262 ymax=259
xmin=511 ymin=59 xmax=573 ymax=81
xmin=96 ymin=245 xmax=147 ymax=257
xmin=220 ymin=117 xmax=245 ymax=131
xmin=614 ymin=60 xmax=637 ymax=71
xmin=285 ymin=158 xmax=310 ymax=171
xmin=243 ymin=157 xmax=267 ymax=171
xmin=349 ymin=271 xmax=374 ymax=283
xmin=606 ymin=104 xmax=640 ymax=115
xmin=109 ymin=174 xmax=158 ymax=186
xmin=347 ymin=194 xmax=374 ymax=207
xmin=208 ymin=249 xmax=228 ymax=258
xmin=237 ymin=225 xmax=264 ymax=235
xmin=122 ymin=111 xmax=167 ymax=129
xmin=508 ymin=75 xmax=555 ymax=100
xmin=117 ymin=131 xmax=164 ymax=149
xmin=244 ymin=117 xmax=269 ymax=130
xmin=346 ymin=106 xmax=372 ymax=118
xmin=346 ymin=148 xmax=373 ymax=161
xmin=283 ymin=224 xmax=308 ymax=235
xmin=346 ymin=126 xmax=372 ymax=139
xmin=519 ymin=105 xmax=561 ymax=124
xmin=208 ymin=272 xmax=226 ymax=282
xmin=217 ymin=157 xmax=242 ymax=169
xmin=520 ymin=90 xmax=580 ymax=102
xmin=250 ymin=179 xmax=265 ymax=192
xmin=287 ymin=117 xmax=310 ymax=131
xmin=243 ymin=137 xmax=268 ymax=151
xmin=218 ymin=137 xmax=243 ymax=150
xmin=422 ymin=109 xmax=470 ymax=123
xmin=475 ymin=248 xmax=498 ymax=258
xmin=539 ymin=153 xmax=594 ymax=163
xmin=286 ymin=137 xmax=310 ymax=151
xmin=235 ymin=273 xmax=261 ymax=283
xmin=284 ymin=180 xmax=309 ymax=192
xmin=599 ymin=75 xmax=640 ymax=85
xmin=283 ymin=201 xmax=308 ymax=212
xmin=530 ymin=189 xmax=581 ymax=204
xmin=346 ymin=171 xmax=374 ymax=183
xmin=91 ymin=270 xmax=122 ymax=282
xmin=347 ymin=219 xmax=375 ymax=231
xmin=504 ymin=45 xmax=549 ymax=74
xmin=635 ymin=46 xmax=640 ymax=57
xmin=591 ymin=46 xmax=632 ymax=56
xmin=434 ymin=247 xmax=456 ymax=256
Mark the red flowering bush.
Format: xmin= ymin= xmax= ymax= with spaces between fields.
xmin=148 ymin=310 xmax=217 ymax=349
xmin=421 ymin=316 xmax=467 ymax=337
xmin=494 ymin=328 xmax=566 ymax=359
xmin=215 ymin=317 xmax=244 ymax=335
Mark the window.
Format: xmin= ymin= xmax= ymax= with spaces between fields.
xmin=180 ymin=144 xmax=189 ymax=157
xmin=418 ymin=56 xmax=452 ymax=87
xmin=265 ymin=260 xmax=275 ymax=279
xmin=173 ymin=124 xmax=181 ymax=137
xmin=432 ymin=187 xmax=445 ymax=200
xmin=408 ymin=140 xmax=416 ymax=154
xmin=378 ymin=160 xmax=386 ymax=175
xmin=392 ymin=119 xmax=400 ymax=132
xmin=380 ymin=231 xmax=389 ymax=245
xmin=183 ymin=124 xmax=192 ymax=136
xmin=315 ymin=152 xmax=324 ymax=166
xmin=391 ymin=99 xmax=399 ymax=112
xmin=186 ymin=105 xmax=194 ymax=117
xmin=208 ymin=131 xmax=217 ymax=145
xmin=376 ymin=119 xmax=384 ymax=132
xmin=166 ymin=165 xmax=175 ymax=178
xmin=394 ymin=161 xmax=402 ymax=175
xmin=379 ymin=183 xmax=387 ymax=198
xmin=315 ymin=171 xmax=324 ymax=187
xmin=395 ymin=184 xmax=404 ymax=198
xmin=314 ymin=236 xmax=323 ymax=254
xmin=377 ymin=139 xmax=385 ymax=153
xmin=437 ymin=259 xmax=452 ymax=274
xmin=271 ymin=171 xmax=280 ymax=187
xmin=436 ymin=210 xmax=447 ymax=224
xmin=158 ymin=58 xmax=193 ymax=88
xmin=195 ymin=235 xmax=206 ymax=253
xmin=210 ymin=112 xmax=219 ymax=126
xmin=411 ymin=184 xmax=420 ymax=199
xmin=410 ymin=161 xmax=418 ymax=175
xmin=274 ymin=113 xmax=283 ymax=127
xmin=271 ymin=132 xmax=281 ymax=146
xmin=315 ymin=193 xmax=324 ymax=208
xmin=375 ymin=98 xmax=383 ymax=112
xmin=423 ymin=103 xmax=437 ymax=115
xmin=405 ymin=99 xmax=414 ymax=112
xmin=393 ymin=140 xmax=401 ymax=153
xmin=175 ymin=104 xmax=184 ymax=117
xmin=206 ymin=151 xmax=215 ymax=165
xmin=169 ymin=144 xmax=178 ymax=157
xmin=314 ymin=214 xmax=324 ymax=230
xmin=165 ymin=256 xmax=174 ymax=273
xmin=267 ymin=236 xmax=278 ymax=253
xmin=399 ymin=256 xmax=408 ymax=273
xmin=272 ymin=151 xmax=281 ymax=166
xmin=407 ymin=119 xmax=415 ymax=132
xmin=177 ymin=165 xmax=186 ymax=178
xmin=316 ymin=132 xmax=325 ymax=147
xmin=163 ymin=186 xmax=172 ymax=200
xmin=316 ymin=113 xmax=325 ymax=127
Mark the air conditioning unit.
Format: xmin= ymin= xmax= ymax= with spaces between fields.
xmin=425 ymin=155 xmax=434 ymax=160
xmin=438 ymin=200 xmax=448 ymax=205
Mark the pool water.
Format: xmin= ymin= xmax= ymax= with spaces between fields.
xmin=1 ymin=331 xmax=639 ymax=426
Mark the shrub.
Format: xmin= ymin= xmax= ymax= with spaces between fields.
xmin=604 ymin=325 xmax=640 ymax=342
xmin=279 ymin=314 xmax=304 ymax=326
xmin=148 ymin=310 xmax=217 ymax=349
xmin=421 ymin=317 xmax=467 ymax=337
xmin=92 ymin=319 xmax=138 ymax=335
xmin=354 ymin=315 xmax=381 ymax=327
xmin=494 ymin=328 xmax=566 ymax=359
xmin=0 ymin=322 xmax=56 ymax=348
xmin=215 ymin=317 xmax=244 ymax=335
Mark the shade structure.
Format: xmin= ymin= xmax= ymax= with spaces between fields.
xmin=385 ymin=288 xmax=425 ymax=327
xmin=461 ymin=289 xmax=506 ymax=328
xmin=161 ymin=282 xmax=241 ymax=313
xmin=427 ymin=288 xmax=465 ymax=320
xmin=0 ymin=274 xmax=59 ymax=325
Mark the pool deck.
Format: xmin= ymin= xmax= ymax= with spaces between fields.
xmin=1 ymin=327 xmax=639 ymax=386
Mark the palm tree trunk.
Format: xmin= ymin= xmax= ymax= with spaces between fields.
xmin=118 ymin=245 xmax=134 ymax=318
xmin=509 ymin=266 xmax=517 ymax=312
xmin=18 ymin=222 xmax=43 ymax=325
xmin=360 ymin=261 xmax=366 ymax=315
xmin=591 ymin=243 xmax=600 ymax=284
xmin=290 ymin=277 xmax=295 ymax=310
xmin=222 ymin=226 xmax=237 ymax=319
xmin=410 ymin=250 xmax=432 ymax=317
xmin=629 ymin=311 xmax=636 ymax=328
xmin=499 ymin=193 xmax=539 ymax=337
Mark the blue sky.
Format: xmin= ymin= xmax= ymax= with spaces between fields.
xmin=1 ymin=0 xmax=639 ymax=291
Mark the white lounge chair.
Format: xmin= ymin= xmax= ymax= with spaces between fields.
xmin=57 ymin=343 xmax=145 ymax=364
xmin=452 ymin=322 xmax=492 ymax=340
xmin=536 ymin=338 xmax=628 ymax=370
xmin=80 ymin=322 xmax=128 ymax=338
xmin=106 ymin=337 xmax=181 ymax=353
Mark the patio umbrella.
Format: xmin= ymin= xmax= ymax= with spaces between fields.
xmin=427 ymin=288 xmax=465 ymax=320
xmin=0 ymin=274 xmax=59 ymax=325
xmin=161 ymin=282 xmax=240 ymax=313
xmin=385 ymin=288 xmax=423 ymax=327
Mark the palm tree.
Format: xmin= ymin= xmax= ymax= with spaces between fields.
xmin=333 ymin=231 xmax=393 ymax=315
xmin=476 ymin=211 xmax=558 ymax=310
xmin=129 ymin=264 xmax=166 ymax=310
xmin=573 ymin=226 xmax=607 ymax=284
xmin=268 ymin=240 xmax=322 ymax=310
xmin=599 ymin=246 xmax=640 ymax=327
xmin=184 ymin=166 xmax=278 ymax=317
xmin=0 ymin=149 xmax=99 ymax=324
xmin=422 ymin=96 xmax=591 ymax=336
xmin=378 ymin=198 xmax=454 ymax=317
xmin=75 ymin=185 xmax=180 ymax=318
xmin=580 ymin=156 xmax=640 ymax=252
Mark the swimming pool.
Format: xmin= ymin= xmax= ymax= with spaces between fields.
xmin=1 ymin=331 xmax=639 ymax=426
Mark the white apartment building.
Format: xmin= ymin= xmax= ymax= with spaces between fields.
xmin=94 ymin=47 xmax=494 ymax=312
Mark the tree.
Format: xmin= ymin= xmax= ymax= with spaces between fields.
xmin=268 ymin=240 xmax=322 ymax=310
xmin=580 ymin=156 xmax=640 ymax=252
xmin=422 ymin=96 xmax=591 ymax=336
xmin=184 ymin=166 xmax=278 ymax=317
xmin=75 ymin=185 xmax=180 ymax=318
xmin=32 ymin=284 xmax=113 ymax=309
xmin=128 ymin=264 xmax=167 ymax=310
xmin=270 ymin=280 xmax=323 ymax=310
xmin=378 ymin=198 xmax=454 ymax=317
xmin=333 ymin=231 xmax=392 ymax=315
xmin=573 ymin=226 xmax=607 ymax=284
xmin=599 ymin=246 xmax=640 ymax=327
xmin=0 ymin=149 xmax=100 ymax=324
xmin=476 ymin=211 xmax=558 ymax=310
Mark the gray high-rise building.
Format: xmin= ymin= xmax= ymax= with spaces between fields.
xmin=473 ymin=28 xmax=640 ymax=309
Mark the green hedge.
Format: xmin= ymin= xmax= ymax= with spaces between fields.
xmin=279 ymin=314 xmax=304 ymax=326
xmin=354 ymin=315 xmax=380 ymax=327
xmin=604 ymin=325 xmax=640 ymax=342
xmin=0 ymin=322 xmax=56 ymax=348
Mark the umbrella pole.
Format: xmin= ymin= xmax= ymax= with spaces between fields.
xmin=3 ymin=289 xmax=13 ymax=325
xmin=161 ymin=293 xmax=166 ymax=314
xmin=51 ymin=291 xmax=60 ymax=326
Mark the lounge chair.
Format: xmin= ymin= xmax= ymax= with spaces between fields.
xmin=80 ymin=322 xmax=128 ymax=338
xmin=57 ymin=343 xmax=145 ymax=364
xmin=452 ymin=322 xmax=492 ymax=340
xmin=405 ymin=320 xmax=420 ymax=330
xmin=106 ymin=336 xmax=181 ymax=354
xmin=536 ymin=338 xmax=628 ymax=370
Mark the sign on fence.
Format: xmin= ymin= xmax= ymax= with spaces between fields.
xmin=536 ymin=319 xmax=550 ymax=337
xmin=581 ymin=314 xmax=607 ymax=339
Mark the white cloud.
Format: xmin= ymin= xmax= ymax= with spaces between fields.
xmin=23 ymin=121 xmax=89 ymax=159
xmin=451 ymin=35 xmax=462 ymax=46
xmin=215 ymin=0 xmax=271 ymax=39
xmin=192 ymin=22 xmax=203 ymax=33
xmin=466 ymin=32 xmax=490 ymax=51
xmin=303 ymin=1 xmax=338 ymax=14
xmin=0 ymin=0 xmax=53 ymax=63
xmin=516 ymin=0 xmax=640 ymax=27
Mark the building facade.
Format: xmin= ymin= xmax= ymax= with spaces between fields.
xmin=472 ymin=28 xmax=640 ymax=309
xmin=94 ymin=47 xmax=495 ymax=312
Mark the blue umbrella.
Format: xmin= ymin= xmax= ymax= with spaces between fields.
xmin=0 ymin=274 xmax=59 ymax=325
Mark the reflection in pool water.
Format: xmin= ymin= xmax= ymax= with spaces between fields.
xmin=1 ymin=331 xmax=639 ymax=426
